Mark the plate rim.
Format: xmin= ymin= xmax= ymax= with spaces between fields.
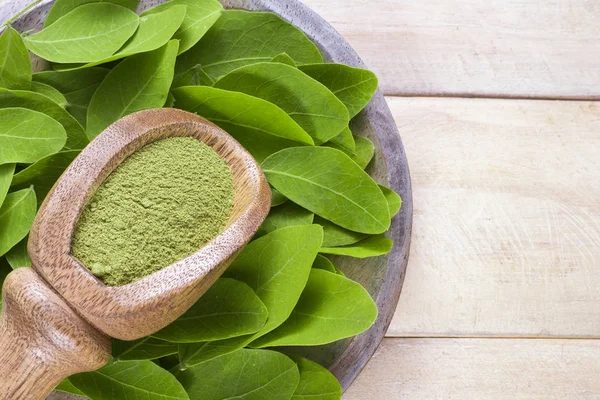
xmin=2 ymin=0 xmax=414 ymax=392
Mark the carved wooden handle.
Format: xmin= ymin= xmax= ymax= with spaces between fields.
xmin=0 ymin=268 xmax=111 ymax=400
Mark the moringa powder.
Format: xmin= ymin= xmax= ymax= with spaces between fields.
xmin=71 ymin=137 xmax=235 ymax=286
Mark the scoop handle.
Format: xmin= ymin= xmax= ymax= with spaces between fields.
xmin=0 ymin=267 xmax=111 ymax=400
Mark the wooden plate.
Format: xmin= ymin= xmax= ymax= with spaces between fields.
xmin=1 ymin=0 xmax=413 ymax=394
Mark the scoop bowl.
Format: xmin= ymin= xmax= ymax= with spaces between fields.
xmin=29 ymin=108 xmax=271 ymax=340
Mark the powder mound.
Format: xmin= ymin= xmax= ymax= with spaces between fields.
xmin=71 ymin=137 xmax=235 ymax=286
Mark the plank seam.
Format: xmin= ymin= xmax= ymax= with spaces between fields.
xmin=382 ymin=93 xmax=600 ymax=101
xmin=384 ymin=335 xmax=600 ymax=340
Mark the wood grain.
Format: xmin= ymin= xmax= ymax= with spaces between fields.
xmin=385 ymin=97 xmax=600 ymax=338
xmin=29 ymin=109 xmax=271 ymax=340
xmin=344 ymin=338 xmax=600 ymax=399
xmin=302 ymin=0 xmax=600 ymax=99
xmin=0 ymin=268 xmax=110 ymax=400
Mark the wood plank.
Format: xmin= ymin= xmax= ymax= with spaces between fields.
xmin=302 ymin=0 xmax=600 ymax=99
xmin=384 ymin=97 xmax=600 ymax=337
xmin=344 ymin=338 xmax=600 ymax=399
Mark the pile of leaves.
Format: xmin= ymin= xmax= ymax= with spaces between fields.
xmin=0 ymin=0 xmax=402 ymax=399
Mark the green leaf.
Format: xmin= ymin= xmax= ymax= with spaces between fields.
xmin=164 ymin=92 xmax=175 ymax=107
xmin=263 ymin=146 xmax=390 ymax=234
xmin=178 ymin=335 xmax=251 ymax=368
xmin=0 ymin=88 xmax=88 ymax=149
xmin=289 ymin=355 xmax=342 ymax=400
xmin=299 ymin=63 xmax=378 ymax=118
xmin=0 ymin=188 xmax=36 ymax=257
xmin=59 ymin=5 xmax=187 ymax=71
xmin=33 ymin=68 xmax=109 ymax=127
xmin=270 ymin=187 xmax=287 ymax=207
xmin=312 ymin=254 xmax=336 ymax=274
xmin=0 ymin=163 xmax=15 ymax=207
xmin=225 ymin=225 xmax=323 ymax=341
xmin=172 ymin=86 xmax=314 ymax=162
xmin=175 ymin=349 xmax=299 ymax=400
xmin=215 ymin=62 xmax=349 ymax=145
xmin=119 ymin=5 xmax=186 ymax=57
xmin=171 ymin=65 xmax=214 ymax=88
xmin=143 ymin=0 xmax=223 ymax=55
xmin=351 ymin=135 xmax=375 ymax=169
xmin=314 ymin=216 xmax=368 ymax=247
xmin=44 ymin=0 xmax=140 ymax=27
xmin=314 ymin=261 xmax=346 ymax=277
xmin=327 ymin=134 xmax=374 ymax=169
xmin=320 ymin=234 xmax=393 ymax=258
xmin=55 ymin=378 xmax=87 ymax=397
xmin=0 ymin=27 xmax=32 ymax=90
xmin=34 ymin=66 xmax=109 ymax=91
xmin=5 ymin=238 xmax=31 ymax=269
xmin=156 ymin=354 xmax=180 ymax=371
xmin=176 ymin=10 xmax=323 ymax=81
xmin=260 ymin=201 xmax=314 ymax=234
xmin=10 ymin=150 xmax=80 ymax=206
xmin=113 ymin=337 xmax=178 ymax=361
xmin=271 ymin=52 xmax=297 ymax=67
xmin=0 ymin=108 xmax=66 ymax=164
xmin=0 ymin=257 xmax=11 ymax=313
xmin=87 ymin=40 xmax=179 ymax=138
xmin=30 ymin=81 xmax=68 ymax=107
xmin=326 ymin=126 xmax=355 ymax=154
xmin=69 ymin=360 xmax=189 ymax=400
xmin=252 ymin=269 xmax=378 ymax=347
xmin=379 ymin=184 xmax=402 ymax=217
xmin=25 ymin=4 xmax=140 ymax=64
xmin=153 ymin=278 xmax=268 ymax=343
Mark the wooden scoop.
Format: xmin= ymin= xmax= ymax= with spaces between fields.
xmin=0 ymin=109 xmax=271 ymax=400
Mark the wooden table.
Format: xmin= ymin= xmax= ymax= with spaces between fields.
xmin=301 ymin=0 xmax=600 ymax=398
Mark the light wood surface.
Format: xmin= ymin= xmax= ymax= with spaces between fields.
xmin=385 ymin=97 xmax=600 ymax=338
xmin=345 ymin=96 xmax=600 ymax=397
xmin=345 ymin=338 xmax=600 ymax=399
xmin=315 ymin=1 xmax=600 ymax=397
xmin=302 ymin=0 xmax=600 ymax=99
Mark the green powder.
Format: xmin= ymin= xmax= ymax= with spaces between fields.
xmin=71 ymin=137 xmax=235 ymax=286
